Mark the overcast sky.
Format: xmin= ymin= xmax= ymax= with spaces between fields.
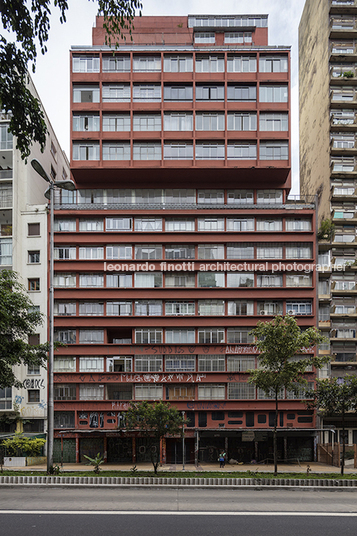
xmin=31 ymin=0 xmax=306 ymax=194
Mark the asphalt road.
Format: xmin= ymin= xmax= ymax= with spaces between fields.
xmin=1 ymin=488 xmax=357 ymax=536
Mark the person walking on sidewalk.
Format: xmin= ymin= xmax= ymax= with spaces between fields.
xmin=219 ymin=452 xmax=225 ymax=468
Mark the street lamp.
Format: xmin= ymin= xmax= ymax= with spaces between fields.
xmin=30 ymin=158 xmax=76 ymax=473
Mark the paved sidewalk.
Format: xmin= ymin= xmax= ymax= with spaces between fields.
xmin=4 ymin=460 xmax=356 ymax=474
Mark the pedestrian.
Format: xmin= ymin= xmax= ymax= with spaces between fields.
xmin=219 ymin=452 xmax=225 ymax=468
xmin=222 ymin=451 xmax=227 ymax=468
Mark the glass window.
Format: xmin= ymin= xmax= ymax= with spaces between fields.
xmin=227 ymin=328 xmax=254 ymax=344
xmin=228 ymin=383 xmax=255 ymax=399
xmin=54 ymin=329 xmax=76 ymax=344
xmin=133 ymin=143 xmax=161 ymax=160
xmin=286 ymin=218 xmax=311 ymax=231
xmin=286 ymin=302 xmax=312 ymax=316
xmin=53 ymin=273 xmax=76 ymax=287
xmin=196 ymin=143 xmax=225 ymax=160
xmin=227 ymin=300 xmax=254 ymax=315
xmin=135 ymin=245 xmax=162 ymax=260
xmin=198 ymin=384 xmax=225 ymax=399
xmin=28 ymin=250 xmax=40 ymax=264
xmin=227 ymin=356 xmax=255 ymax=372
xmin=198 ymin=244 xmax=224 ymax=259
xmin=164 ymin=113 xmax=193 ymax=131
xmin=103 ymin=114 xmax=130 ymax=132
xmin=102 ymin=84 xmax=130 ymax=102
xmin=197 ymin=190 xmax=224 ymax=204
xmin=227 ymin=273 xmax=254 ymax=287
xmin=133 ymin=55 xmax=161 ymax=71
xmin=54 ymin=357 xmax=76 ymax=372
xmin=259 ymin=113 xmax=288 ymax=131
xmin=79 ymin=274 xmax=104 ymax=287
xmin=165 ymin=301 xmax=195 ymax=316
xmin=164 ymin=143 xmax=193 ymax=160
xmin=256 ymin=244 xmax=283 ymax=259
xmin=259 ymin=55 xmax=288 ymax=73
xmin=72 ymin=142 xmax=99 ymax=161
xmin=196 ymin=113 xmax=225 ymax=131
xmin=198 ymin=355 xmax=225 ymax=371
xmin=134 ymin=273 xmax=163 ymax=288
xmin=165 ymin=245 xmax=195 ymax=259
xmin=54 ymin=219 xmax=76 ymax=232
xmin=165 ymin=218 xmax=195 ymax=232
xmin=165 ymin=356 xmax=195 ymax=372
xmin=227 ymin=142 xmax=256 ymax=160
xmin=196 ymin=85 xmax=224 ymax=101
xmin=73 ymin=114 xmax=100 ymax=132
xmin=79 ymin=330 xmax=104 ymax=343
xmin=165 ymin=329 xmax=195 ymax=344
xmin=194 ymin=33 xmax=215 ymax=44
xmin=73 ymin=85 xmax=100 ymax=103
xmin=79 ymin=385 xmax=104 ymax=400
xmin=79 ymin=302 xmax=104 ymax=316
xmin=227 ymin=243 xmax=254 ymax=259
xmin=54 ymin=302 xmax=76 ymax=316
xmin=79 ymin=357 xmax=104 ymax=373
xmin=79 ymin=219 xmax=103 ymax=232
xmin=135 ymin=329 xmax=163 ymax=344
xmin=226 ymin=218 xmax=254 ymax=231
xmin=256 ymin=218 xmax=282 ymax=231
xmin=102 ymin=55 xmax=130 ymax=72
xmin=103 ymin=142 xmax=130 ymax=160
xmin=135 ymin=356 xmax=163 ymax=372
xmin=106 ymin=273 xmax=132 ymax=288
xmin=164 ymin=85 xmax=193 ymax=101
xmin=260 ymin=141 xmax=289 ymax=160
xmin=257 ymin=274 xmax=283 ymax=287
xmin=257 ymin=190 xmax=283 ymax=204
xmin=79 ymin=247 xmax=104 ymax=260
xmin=227 ymin=112 xmax=257 ymax=131
xmin=133 ymin=84 xmax=161 ymax=102
xmin=164 ymin=55 xmax=193 ymax=72
xmin=198 ymin=300 xmax=225 ymax=316
xmin=227 ymin=190 xmax=254 ymax=205
xmin=285 ymin=243 xmax=312 ymax=259
xmin=133 ymin=114 xmax=161 ymax=131
xmin=135 ymin=385 xmax=163 ymax=400
xmin=225 ymin=32 xmax=252 ymax=44
xmin=198 ymin=329 xmax=225 ymax=344
xmin=227 ymin=55 xmax=256 ymax=72
xmin=227 ymin=85 xmax=256 ymax=101
xmin=286 ymin=274 xmax=312 ymax=287
xmin=259 ymin=85 xmax=288 ymax=102
xmin=135 ymin=301 xmax=163 ymax=316
xmin=195 ymin=55 xmax=224 ymax=72
xmin=28 ymin=278 xmax=40 ymax=291
xmin=106 ymin=217 xmax=132 ymax=231
xmin=197 ymin=272 xmax=225 ymax=287
xmin=165 ymin=274 xmax=195 ymax=287
xmin=257 ymin=301 xmax=283 ymax=315
xmin=197 ymin=217 xmax=224 ymax=231
xmin=135 ymin=218 xmax=162 ymax=231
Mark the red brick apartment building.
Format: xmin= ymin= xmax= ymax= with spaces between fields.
xmin=52 ymin=14 xmax=318 ymax=464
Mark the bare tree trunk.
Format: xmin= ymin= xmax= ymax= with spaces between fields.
xmin=274 ymin=392 xmax=278 ymax=477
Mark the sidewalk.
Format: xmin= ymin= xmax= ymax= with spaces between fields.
xmin=4 ymin=460 xmax=356 ymax=474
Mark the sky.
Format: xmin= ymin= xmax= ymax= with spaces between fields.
xmin=31 ymin=0 xmax=306 ymax=194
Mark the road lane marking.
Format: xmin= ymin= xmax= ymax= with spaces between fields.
xmin=1 ymin=511 xmax=357 ymax=516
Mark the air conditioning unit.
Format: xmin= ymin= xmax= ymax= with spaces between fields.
xmin=287 ymin=310 xmax=296 ymax=316
xmin=260 ymin=310 xmax=268 ymax=316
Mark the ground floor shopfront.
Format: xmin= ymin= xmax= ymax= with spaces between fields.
xmin=53 ymin=429 xmax=316 ymax=465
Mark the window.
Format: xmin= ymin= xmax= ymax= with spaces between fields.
xmin=134 ymin=273 xmax=163 ymax=288
xmin=286 ymin=274 xmax=312 ymax=287
xmin=72 ymin=142 xmax=99 ymax=161
xmin=0 ymin=183 xmax=12 ymax=208
xmin=227 ymin=190 xmax=254 ymax=205
xmin=79 ymin=274 xmax=104 ymax=287
xmin=198 ymin=328 xmax=225 ymax=344
xmin=256 ymin=218 xmax=282 ymax=231
xmin=165 ymin=245 xmax=195 ymax=260
xmin=165 ymin=301 xmax=195 ymax=316
xmin=54 ymin=357 xmax=76 ymax=372
xmin=54 ymin=219 xmax=76 ymax=232
xmin=106 ymin=217 xmax=132 ymax=231
xmin=165 ymin=274 xmax=195 ymax=287
xmin=54 ymin=329 xmax=76 ymax=344
xmin=103 ymin=142 xmax=130 ymax=160
xmin=106 ymin=301 xmax=132 ymax=316
xmin=133 ymin=55 xmax=161 ymax=71
xmin=194 ymin=33 xmax=215 ymax=44
xmin=196 ymin=85 xmax=224 ymax=101
xmin=197 ymin=217 xmax=224 ymax=231
xmin=79 ymin=357 xmax=104 ymax=373
xmin=195 ymin=54 xmax=224 ymax=72
xmin=227 ymin=243 xmax=254 ymax=259
xmin=79 ymin=330 xmax=104 ymax=343
xmin=107 ymin=357 xmax=132 ymax=373
xmin=28 ymin=364 xmax=40 ymax=375
xmin=54 ymin=247 xmax=76 ymax=260
xmin=165 ymin=218 xmax=194 ymax=232
xmin=164 ymin=55 xmax=193 ymax=72
xmin=196 ymin=113 xmax=225 ymax=131
xmin=28 ymin=278 xmax=40 ymax=291
xmin=135 ymin=245 xmax=162 ymax=260
xmin=102 ymin=55 xmax=130 ymax=72
xmin=79 ymin=302 xmax=104 ymax=316
xmin=133 ymin=114 xmax=161 ymax=131
xmin=256 ymin=244 xmax=282 ymax=259
xmin=198 ymin=244 xmax=224 ymax=259
xmin=227 ymin=273 xmax=254 ymax=287
xmin=135 ymin=385 xmax=163 ymax=400
xmin=227 ymin=328 xmax=254 ymax=344
xmin=225 ymin=32 xmax=252 ymax=44
xmin=73 ymin=85 xmax=100 ymax=103
xmin=286 ymin=218 xmax=311 ymax=231
xmin=133 ymin=84 xmax=161 ymax=102
xmin=227 ymin=55 xmax=256 ymax=72
xmin=0 ymin=124 xmax=13 ymax=150
xmin=79 ymin=219 xmax=103 ymax=232
xmin=72 ymin=55 xmax=99 ymax=72
xmin=135 ymin=217 xmax=162 ymax=231
xmin=135 ymin=356 xmax=163 ymax=372
xmin=198 ymin=355 xmax=225 ymax=371
xmin=198 ymin=272 xmax=225 ymax=288
xmin=228 ymin=383 xmax=255 ymax=399
xmin=259 ymin=55 xmax=288 ymax=73
xmin=54 ymin=385 xmax=76 ymax=401
xmin=227 ymin=112 xmax=257 ymax=131
xmin=260 ymin=85 xmax=288 ymax=102
xmin=166 ymin=329 xmax=195 ymax=344
xmin=165 ymin=189 xmax=196 ymax=205
xmin=228 ymin=300 xmax=254 ymax=315
xmin=103 ymin=84 xmax=130 ymax=102
xmin=0 ymin=387 xmax=12 ymax=410
xmin=54 ymin=412 xmax=75 ymax=428
xmin=0 ymin=238 xmax=12 ymax=265
xmin=260 ymin=141 xmax=289 ymax=160
xmin=286 ymin=301 xmax=312 ymax=316
xmin=135 ymin=190 xmax=163 ymax=205
xmin=198 ymin=384 xmax=225 ymax=399
xmin=133 ymin=143 xmax=161 ymax=160
xmin=103 ymin=114 xmax=130 ymax=132
xmin=227 ymin=218 xmax=254 ymax=231
xmin=257 ymin=301 xmax=283 ymax=315
xmin=285 ymin=243 xmax=312 ymax=259
xmin=227 ymin=142 xmax=257 ymax=160
xmin=28 ymin=390 xmax=40 ymax=403
xmin=135 ymin=329 xmax=163 ymax=344
xmin=164 ymin=85 xmax=193 ymax=101
xmin=196 ymin=143 xmax=225 ymax=160
xmin=135 ymin=301 xmax=162 ymax=316
xmin=73 ymin=114 xmax=100 ymax=132
xmin=53 ymin=273 xmax=76 ymax=287
xmin=198 ymin=190 xmax=224 ymax=205
xmin=164 ymin=113 xmax=193 ymax=131
xmin=227 ymin=356 xmax=255 ymax=372
xmin=165 ymin=357 xmax=195 ymax=372
xmin=79 ymin=385 xmax=104 ymax=401
xmin=227 ymin=85 xmax=256 ymax=101
xmin=198 ymin=300 xmax=225 ymax=316
xmin=164 ymin=143 xmax=193 ymax=160
xmin=257 ymin=274 xmax=283 ymax=287
xmin=28 ymin=223 xmax=40 ymax=236
xmin=28 ymin=251 xmax=40 ymax=264
xmin=260 ymin=113 xmax=288 ymax=131
xmin=106 ymin=274 xmax=132 ymax=288
xmin=257 ymin=190 xmax=283 ymax=204
xmin=54 ymin=302 xmax=76 ymax=316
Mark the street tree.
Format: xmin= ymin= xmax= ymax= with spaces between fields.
xmin=0 ymin=270 xmax=49 ymax=389
xmin=248 ymin=315 xmax=329 ymax=476
xmin=0 ymin=0 xmax=142 ymax=158
xmin=125 ymin=401 xmax=185 ymax=474
xmin=306 ymin=376 xmax=357 ymax=475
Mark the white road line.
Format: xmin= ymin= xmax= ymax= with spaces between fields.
xmin=0 ymin=511 xmax=357 ymax=516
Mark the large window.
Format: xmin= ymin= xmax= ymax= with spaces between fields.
xmin=259 ymin=113 xmax=288 ymax=131
xmin=227 ymin=273 xmax=254 ymax=288
xmin=135 ymin=385 xmax=163 ymax=400
xmin=72 ymin=142 xmax=99 ymax=161
xmin=286 ymin=218 xmax=311 ymax=231
xmin=73 ymin=85 xmax=99 ymax=103
xmin=165 ymin=274 xmax=195 ymax=287
xmin=133 ymin=114 xmax=161 ymax=131
xmin=225 ymin=32 xmax=252 ymax=44
xmin=198 ymin=355 xmax=225 ymax=372
xmin=227 ymin=328 xmax=253 ymax=344
xmin=256 ymin=244 xmax=282 ymax=259
xmin=286 ymin=274 xmax=312 ymax=287
xmin=0 ymin=388 xmax=12 ymax=410
xmin=135 ymin=245 xmax=162 ymax=260
xmin=103 ymin=142 xmax=130 ymax=160
xmin=79 ymin=219 xmax=103 ymax=232
xmin=260 ymin=85 xmax=288 ymax=103
xmin=194 ymin=32 xmax=215 ymax=44
xmin=79 ymin=330 xmax=104 ymax=343
xmin=135 ymin=329 xmax=163 ymax=344
xmin=165 ymin=329 xmax=195 ymax=344
xmin=256 ymin=218 xmax=282 ymax=231
xmin=73 ymin=114 xmax=100 ymax=132
xmin=106 ymin=301 xmax=132 ymax=316
xmin=103 ymin=114 xmax=130 ymax=132
xmin=105 ymin=217 xmax=132 ymax=231
xmin=257 ymin=190 xmax=283 ymax=204
xmin=198 ymin=384 xmax=225 ymax=400
xmin=227 ymin=190 xmax=254 ymax=205
xmin=198 ymin=190 xmax=224 ymax=204
xmin=79 ymin=357 xmax=104 ymax=373
xmin=165 ymin=356 xmax=195 ymax=372
xmin=133 ymin=84 xmax=161 ymax=102
xmin=164 ymin=85 xmax=193 ymax=101
xmin=164 ymin=113 xmax=193 ymax=131
xmin=165 ymin=245 xmax=195 ymax=259
xmin=286 ymin=301 xmax=312 ymax=316
xmin=196 ymin=113 xmax=224 ymax=131
xmin=106 ymin=245 xmax=132 ymax=260
xmin=53 ymin=274 xmax=76 ymax=287
xmin=102 ymin=84 xmax=130 ymax=102
xmin=259 ymin=55 xmax=288 ymax=73
xmin=227 ymin=243 xmax=254 ymax=259
xmin=0 ymin=124 xmax=13 ymax=150
xmin=133 ymin=55 xmax=161 ymax=71
xmin=102 ymin=55 xmax=130 ymax=72
xmin=227 ymin=55 xmax=256 ymax=72
xmin=197 ymin=217 xmax=224 ymax=231
xmin=227 ymin=217 xmax=254 ymax=231
xmin=133 ymin=143 xmax=161 ymax=160
xmin=135 ymin=217 xmax=162 ymax=231
xmin=79 ymin=247 xmax=104 ymax=260
xmin=54 ymin=246 xmax=76 ymax=260
xmin=197 ymin=273 xmax=225 ymax=288
xmin=79 ymin=274 xmax=104 ymax=287
xmin=165 ymin=218 xmax=195 ymax=232
xmin=106 ymin=274 xmax=132 ymax=288
xmin=227 ymin=142 xmax=257 ymax=160
xmin=228 ymin=383 xmax=255 ymax=399
xmin=195 ymin=55 xmax=224 ymax=72
xmin=134 ymin=273 xmax=163 ymax=288
xmin=54 ymin=357 xmax=76 ymax=372
xmin=54 ymin=219 xmax=76 ymax=232
xmin=79 ymin=302 xmax=104 ymax=316
xmin=54 ymin=302 xmax=76 ymax=316
xmin=135 ymin=301 xmax=163 ymax=316
xmin=260 ymin=141 xmax=288 ymax=160
xmin=198 ymin=300 xmax=225 ymax=316
xmin=164 ymin=143 xmax=193 ymax=160
xmin=54 ymin=329 xmax=76 ymax=344
xmin=164 ymin=55 xmax=193 ymax=72
xmin=228 ymin=300 xmax=254 ymax=315
xmin=196 ymin=84 xmax=224 ymax=101
xmin=198 ymin=329 xmax=225 ymax=345
xmin=227 ymin=85 xmax=256 ymax=101
xmin=165 ymin=301 xmax=195 ymax=316
xmin=257 ymin=274 xmax=283 ymax=287
xmin=135 ymin=356 xmax=163 ymax=372
xmin=196 ymin=143 xmax=225 ymax=160
xmin=79 ymin=385 xmax=104 ymax=400
xmin=285 ymin=243 xmax=312 ymax=259
xmin=227 ymin=356 xmax=255 ymax=372
xmin=227 ymin=112 xmax=257 ymax=131
xmin=198 ymin=244 xmax=224 ymax=259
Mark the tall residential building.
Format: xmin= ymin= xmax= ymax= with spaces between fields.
xmin=299 ymin=0 xmax=357 ymax=444
xmin=0 ymin=76 xmax=69 ymax=442
xmin=52 ymin=14 xmax=318 ymax=465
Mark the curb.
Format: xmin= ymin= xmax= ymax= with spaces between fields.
xmin=1 ymin=475 xmax=357 ymax=489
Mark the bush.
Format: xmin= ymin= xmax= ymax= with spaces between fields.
xmin=2 ymin=434 xmax=46 ymax=457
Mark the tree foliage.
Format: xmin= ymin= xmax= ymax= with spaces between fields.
xmin=0 ymin=270 xmax=49 ymax=389
xmin=248 ymin=315 xmax=329 ymax=475
xmin=306 ymin=376 xmax=357 ymax=475
xmin=2 ymin=433 xmax=46 ymax=457
xmin=0 ymin=0 xmax=142 ymax=158
xmin=125 ymin=401 xmax=184 ymax=474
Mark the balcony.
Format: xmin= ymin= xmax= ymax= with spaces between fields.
xmin=0 ymin=237 xmax=12 ymax=266
xmin=330 ymin=0 xmax=357 ymax=15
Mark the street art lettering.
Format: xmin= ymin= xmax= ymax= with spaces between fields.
xmin=23 ymin=378 xmax=45 ymax=389
xmin=186 ymin=402 xmax=226 ymax=410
